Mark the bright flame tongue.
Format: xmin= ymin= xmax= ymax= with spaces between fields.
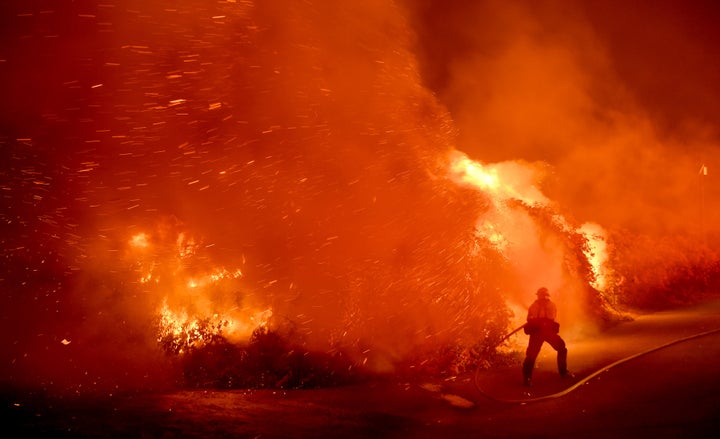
xmin=157 ymin=298 xmax=272 ymax=354
xmin=140 ymin=150 xmax=612 ymax=357
xmin=449 ymin=150 xmax=548 ymax=206
xmin=128 ymin=231 xmax=272 ymax=352
xmin=448 ymin=151 xmax=609 ymax=292
xmin=110 ymin=0 xmax=612 ymax=375
xmin=578 ymin=222 xmax=609 ymax=291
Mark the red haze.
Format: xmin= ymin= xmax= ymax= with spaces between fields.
xmin=2 ymin=0 xmax=719 ymax=395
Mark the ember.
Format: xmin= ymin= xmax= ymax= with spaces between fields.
xmin=2 ymin=0 xmax=720 ymax=398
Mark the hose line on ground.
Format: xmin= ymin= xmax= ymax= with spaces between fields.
xmin=474 ymin=326 xmax=720 ymax=404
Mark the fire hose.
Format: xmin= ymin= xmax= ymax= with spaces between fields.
xmin=495 ymin=323 xmax=527 ymax=345
xmin=473 ymin=325 xmax=720 ymax=404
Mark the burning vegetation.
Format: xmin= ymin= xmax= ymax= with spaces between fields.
xmin=2 ymin=0 xmax=720 ymax=394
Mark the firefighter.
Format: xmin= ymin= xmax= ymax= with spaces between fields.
xmin=522 ymin=287 xmax=572 ymax=386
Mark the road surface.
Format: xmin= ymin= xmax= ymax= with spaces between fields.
xmin=4 ymin=300 xmax=720 ymax=438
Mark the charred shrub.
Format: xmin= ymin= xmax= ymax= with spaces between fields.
xmin=172 ymin=325 xmax=364 ymax=389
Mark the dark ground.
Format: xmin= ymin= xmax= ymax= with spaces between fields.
xmin=4 ymin=299 xmax=720 ymax=438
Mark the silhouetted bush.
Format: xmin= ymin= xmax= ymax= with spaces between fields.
xmin=606 ymin=231 xmax=720 ymax=310
xmin=176 ymin=325 xmax=366 ymax=389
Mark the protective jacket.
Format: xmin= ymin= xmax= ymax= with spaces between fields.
xmin=524 ymin=298 xmax=559 ymax=334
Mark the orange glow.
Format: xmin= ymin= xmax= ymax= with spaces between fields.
xmin=128 ymin=228 xmax=270 ymax=349
xmin=157 ymin=298 xmax=273 ymax=353
xmin=7 ymin=0 xmax=720 ymax=400
xmin=451 ymin=155 xmax=501 ymax=192
xmin=448 ymin=150 xmax=547 ymax=206
xmin=447 ymin=150 xmax=551 ymax=262
xmin=447 ymin=149 xmax=610 ymax=334
xmin=186 ymin=268 xmax=243 ymax=290
xmin=578 ymin=222 xmax=609 ymax=291
xmin=130 ymin=232 xmax=150 ymax=249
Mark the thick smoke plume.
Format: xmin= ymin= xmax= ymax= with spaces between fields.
xmin=408 ymin=0 xmax=720 ymax=234
xmin=2 ymin=0 xmax=719 ymax=394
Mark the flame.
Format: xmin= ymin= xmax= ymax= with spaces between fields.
xmin=156 ymin=298 xmax=273 ymax=353
xmin=448 ymin=150 xmax=549 ymax=258
xmin=448 ymin=150 xmax=610 ymax=293
xmin=578 ymin=222 xmax=609 ymax=291
xmin=448 ymin=150 xmax=548 ymax=206
xmin=176 ymin=232 xmax=198 ymax=259
xmin=186 ymin=268 xmax=243 ymax=290
xmin=130 ymin=232 xmax=150 ymax=249
xmin=157 ymin=298 xmax=225 ymax=354
xmin=140 ymin=272 xmax=154 ymax=284
xmin=128 ymin=227 xmax=271 ymax=352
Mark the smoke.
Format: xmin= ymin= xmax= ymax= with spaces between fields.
xmin=2 ymin=0 xmax=501 ymax=392
xmin=406 ymin=0 xmax=720 ymax=235
xmin=3 ymin=0 xmax=719 ymax=394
